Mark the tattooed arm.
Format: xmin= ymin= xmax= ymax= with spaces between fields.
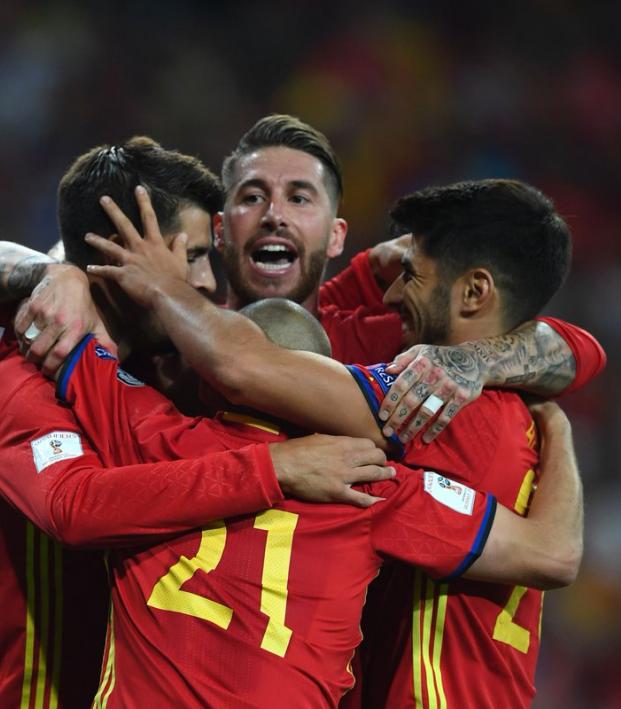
xmin=0 ymin=241 xmax=55 ymax=302
xmin=378 ymin=320 xmax=575 ymax=443
xmin=0 ymin=240 xmax=115 ymax=374
xmin=470 ymin=320 xmax=576 ymax=392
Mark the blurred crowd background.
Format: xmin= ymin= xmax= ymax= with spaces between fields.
xmin=1 ymin=1 xmax=619 ymax=706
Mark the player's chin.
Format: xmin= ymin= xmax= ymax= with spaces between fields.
xmin=248 ymin=267 xmax=304 ymax=296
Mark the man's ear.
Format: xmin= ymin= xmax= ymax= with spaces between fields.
xmin=459 ymin=268 xmax=495 ymax=315
xmin=213 ymin=212 xmax=225 ymax=252
xmin=326 ymin=217 xmax=347 ymax=258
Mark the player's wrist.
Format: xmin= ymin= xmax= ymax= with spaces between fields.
xmin=45 ymin=261 xmax=88 ymax=283
xmin=457 ymin=340 xmax=494 ymax=387
xmin=530 ymin=402 xmax=571 ymax=439
xmin=267 ymin=441 xmax=295 ymax=493
xmin=148 ymin=273 xmax=186 ymax=308
xmin=5 ymin=256 xmax=55 ymax=301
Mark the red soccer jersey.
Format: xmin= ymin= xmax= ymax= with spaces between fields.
xmin=346 ymin=363 xmax=544 ymax=708
xmin=319 ymin=250 xmax=403 ymax=364
xmin=0 ymin=314 xmax=107 ymax=708
xmin=320 ymin=250 xmax=385 ymax=311
xmin=0 ymin=321 xmax=283 ymax=707
xmin=58 ymin=337 xmax=497 ymax=708
xmin=319 ymin=303 xmax=403 ymax=364
xmin=321 ymin=250 xmax=607 ymax=389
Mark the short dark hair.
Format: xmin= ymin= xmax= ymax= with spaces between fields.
xmin=390 ymin=179 xmax=572 ymax=329
xmin=222 ymin=114 xmax=343 ymax=209
xmin=58 ymin=136 xmax=223 ymax=269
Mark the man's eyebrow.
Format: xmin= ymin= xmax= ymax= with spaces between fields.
xmin=237 ymin=178 xmax=268 ymax=192
xmin=236 ymin=178 xmax=320 ymax=195
xmin=186 ymin=245 xmax=211 ymax=257
xmin=290 ymin=180 xmax=319 ymax=195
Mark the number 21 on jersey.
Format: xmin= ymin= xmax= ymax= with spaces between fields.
xmin=147 ymin=509 xmax=298 ymax=658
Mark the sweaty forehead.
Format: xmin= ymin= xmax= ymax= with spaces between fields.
xmin=233 ymin=146 xmax=327 ymax=191
xmin=176 ymin=205 xmax=213 ymax=250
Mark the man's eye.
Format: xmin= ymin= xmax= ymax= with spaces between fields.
xmin=186 ymin=249 xmax=210 ymax=264
xmin=402 ymin=270 xmax=414 ymax=284
xmin=290 ymin=194 xmax=310 ymax=205
xmin=243 ymin=193 xmax=264 ymax=205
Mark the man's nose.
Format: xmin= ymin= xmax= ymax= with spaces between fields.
xmin=261 ymin=197 xmax=288 ymax=230
xmin=383 ymin=273 xmax=405 ymax=306
xmin=188 ymin=256 xmax=217 ymax=294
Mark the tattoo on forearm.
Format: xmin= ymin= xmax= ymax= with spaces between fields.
xmin=470 ymin=321 xmax=576 ymax=395
xmin=1 ymin=257 xmax=48 ymax=301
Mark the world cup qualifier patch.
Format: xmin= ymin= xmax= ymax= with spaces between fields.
xmin=424 ymin=471 xmax=475 ymax=515
xmin=31 ymin=431 xmax=84 ymax=473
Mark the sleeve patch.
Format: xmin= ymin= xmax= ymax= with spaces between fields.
xmin=31 ymin=432 xmax=84 ymax=473
xmin=346 ymin=363 xmax=405 ymax=458
xmin=424 ymin=471 xmax=475 ymax=515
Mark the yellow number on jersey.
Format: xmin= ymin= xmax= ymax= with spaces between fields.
xmin=493 ymin=462 xmax=541 ymax=653
xmin=147 ymin=520 xmax=233 ymax=629
xmin=492 ymin=585 xmax=531 ymax=653
xmin=254 ymin=510 xmax=298 ymax=657
xmin=147 ymin=510 xmax=298 ymax=657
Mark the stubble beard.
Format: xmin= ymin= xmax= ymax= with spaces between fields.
xmin=222 ymin=241 xmax=328 ymax=311
xmin=420 ymin=281 xmax=452 ymax=345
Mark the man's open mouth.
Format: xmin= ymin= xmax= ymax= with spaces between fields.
xmin=250 ymin=243 xmax=298 ymax=272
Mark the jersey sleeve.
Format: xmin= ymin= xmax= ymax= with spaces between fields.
xmin=57 ymin=335 xmax=281 ymax=464
xmin=0 ymin=346 xmax=281 ymax=548
xmin=346 ymin=363 xmax=405 ymax=456
xmin=320 ymin=249 xmax=385 ymax=310
xmin=366 ymin=465 xmax=497 ymax=580
xmin=321 ymin=308 xmax=403 ymax=364
xmin=0 ymin=335 xmax=282 ymax=547
xmin=536 ymin=316 xmax=607 ymax=394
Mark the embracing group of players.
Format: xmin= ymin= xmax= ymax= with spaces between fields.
xmin=0 ymin=115 xmax=606 ymax=708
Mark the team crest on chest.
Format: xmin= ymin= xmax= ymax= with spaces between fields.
xmin=116 ymin=368 xmax=144 ymax=387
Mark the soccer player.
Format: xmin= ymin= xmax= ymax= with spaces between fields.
xmin=52 ymin=294 xmax=580 ymax=707
xmin=0 ymin=119 xmax=601 ymax=704
xmin=0 ymin=139 xmax=393 ymax=708
xmin=2 ymin=116 xmax=602 ymax=412
xmin=86 ymin=180 xmax=597 ymax=707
